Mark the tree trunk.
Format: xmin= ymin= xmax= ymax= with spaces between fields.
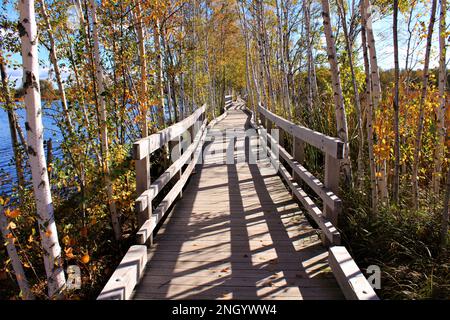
xmin=1 ymin=59 xmax=25 ymax=198
xmin=433 ymin=0 xmax=447 ymax=194
xmin=133 ymin=0 xmax=149 ymax=137
xmin=320 ymin=0 xmax=352 ymax=186
xmin=337 ymin=0 xmax=364 ymax=188
xmin=38 ymin=0 xmax=73 ymax=134
xmin=362 ymin=0 xmax=387 ymax=203
xmin=361 ymin=1 xmax=378 ymax=214
xmin=411 ymin=0 xmax=438 ymax=208
xmin=18 ymin=0 xmax=66 ymax=297
xmin=154 ymin=20 xmax=166 ymax=127
xmin=392 ymin=0 xmax=400 ymax=203
xmin=440 ymin=166 xmax=450 ymax=252
xmin=0 ymin=206 xmax=34 ymax=300
xmin=89 ymin=0 xmax=121 ymax=240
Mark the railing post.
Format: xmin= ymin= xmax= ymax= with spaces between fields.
xmin=169 ymin=137 xmax=183 ymax=199
xmin=293 ymin=136 xmax=305 ymax=183
xmin=324 ymin=154 xmax=340 ymax=227
xmin=278 ymin=127 xmax=285 ymax=148
xmin=135 ymin=154 xmax=151 ymax=243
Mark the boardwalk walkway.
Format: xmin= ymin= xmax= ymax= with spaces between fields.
xmin=132 ymin=103 xmax=344 ymax=300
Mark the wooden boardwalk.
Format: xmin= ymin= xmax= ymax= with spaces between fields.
xmin=132 ymin=104 xmax=344 ymax=300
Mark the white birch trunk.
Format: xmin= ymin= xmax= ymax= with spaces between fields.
xmin=320 ymin=0 xmax=352 ymax=186
xmin=361 ymin=12 xmax=378 ymax=214
xmin=89 ymin=0 xmax=121 ymax=240
xmin=433 ymin=0 xmax=447 ymax=194
xmin=362 ymin=0 xmax=387 ymax=203
xmin=18 ymin=0 xmax=66 ymax=297
xmin=337 ymin=0 xmax=364 ymax=188
xmin=0 ymin=206 xmax=34 ymax=300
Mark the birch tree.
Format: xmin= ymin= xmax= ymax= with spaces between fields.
xmin=89 ymin=0 xmax=121 ymax=240
xmin=1 ymin=58 xmax=25 ymax=198
xmin=18 ymin=0 xmax=66 ymax=297
xmin=337 ymin=0 xmax=364 ymax=187
xmin=433 ymin=0 xmax=447 ymax=194
xmin=320 ymin=0 xmax=352 ymax=186
xmin=0 ymin=206 xmax=34 ymax=300
xmin=361 ymin=0 xmax=387 ymax=203
xmin=360 ymin=0 xmax=377 ymax=214
xmin=133 ymin=0 xmax=149 ymax=137
xmin=38 ymin=0 xmax=73 ymax=134
xmin=392 ymin=0 xmax=400 ymax=204
xmin=411 ymin=0 xmax=438 ymax=208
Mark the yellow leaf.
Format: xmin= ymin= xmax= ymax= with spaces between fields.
xmin=62 ymin=235 xmax=71 ymax=246
xmin=7 ymin=222 xmax=17 ymax=230
xmin=65 ymin=247 xmax=75 ymax=260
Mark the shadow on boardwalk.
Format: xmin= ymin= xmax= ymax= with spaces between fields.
xmin=132 ymin=104 xmax=344 ymax=300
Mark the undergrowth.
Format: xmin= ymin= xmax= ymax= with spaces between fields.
xmin=340 ymin=187 xmax=449 ymax=299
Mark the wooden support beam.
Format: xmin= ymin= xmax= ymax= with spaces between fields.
xmin=324 ymin=154 xmax=341 ymax=226
xmin=293 ymin=136 xmax=305 ymax=183
xmin=135 ymin=155 xmax=150 ymax=228
xmin=328 ymin=246 xmax=379 ymax=300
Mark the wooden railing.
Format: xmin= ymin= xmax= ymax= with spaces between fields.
xmin=133 ymin=104 xmax=208 ymax=245
xmin=254 ymin=104 xmax=378 ymax=300
xmin=225 ymin=94 xmax=233 ymax=109
xmin=256 ymin=104 xmax=342 ymax=245
xmin=98 ymin=104 xmax=209 ymax=300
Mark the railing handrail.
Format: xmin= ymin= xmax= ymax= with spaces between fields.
xmin=258 ymin=104 xmax=344 ymax=159
xmin=133 ymin=104 xmax=207 ymax=160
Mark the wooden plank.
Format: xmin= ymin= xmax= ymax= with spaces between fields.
xmin=133 ymin=104 xmax=206 ymax=160
xmin=258 ymin=105 xmax=344 ymax=159
xmin=133 ymin=283 xmax=343 ymax=300
xmin=328 ymin=246 xmax=379 ymax=300
xmin=97 ymin=245 xmax=147 ymax=300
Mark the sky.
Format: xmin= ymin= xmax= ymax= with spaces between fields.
xmin=2 ymin=1 xmax=447 ymax=88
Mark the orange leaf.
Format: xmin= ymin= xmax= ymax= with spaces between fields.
xmin=81 ymin=254 xmax=90 ymax=264
xmin=4 ymin=208 xmax=20 ymax=219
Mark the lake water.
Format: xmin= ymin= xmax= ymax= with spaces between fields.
xmin=0 ymin=102 xmax=63 ymax=195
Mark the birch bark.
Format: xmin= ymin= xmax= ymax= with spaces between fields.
xmin=18 ymin=0 xmax=66 ymax=297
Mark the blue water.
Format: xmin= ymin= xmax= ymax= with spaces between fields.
xmin=0 ymin=102 xmax=63 ymax=195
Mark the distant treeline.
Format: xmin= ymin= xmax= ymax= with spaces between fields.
xmin=13 ymin=79 xmax=58 ymax=101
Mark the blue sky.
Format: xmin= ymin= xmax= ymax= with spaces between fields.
xmin=3 ymin=1 xmax=447 ymax=88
